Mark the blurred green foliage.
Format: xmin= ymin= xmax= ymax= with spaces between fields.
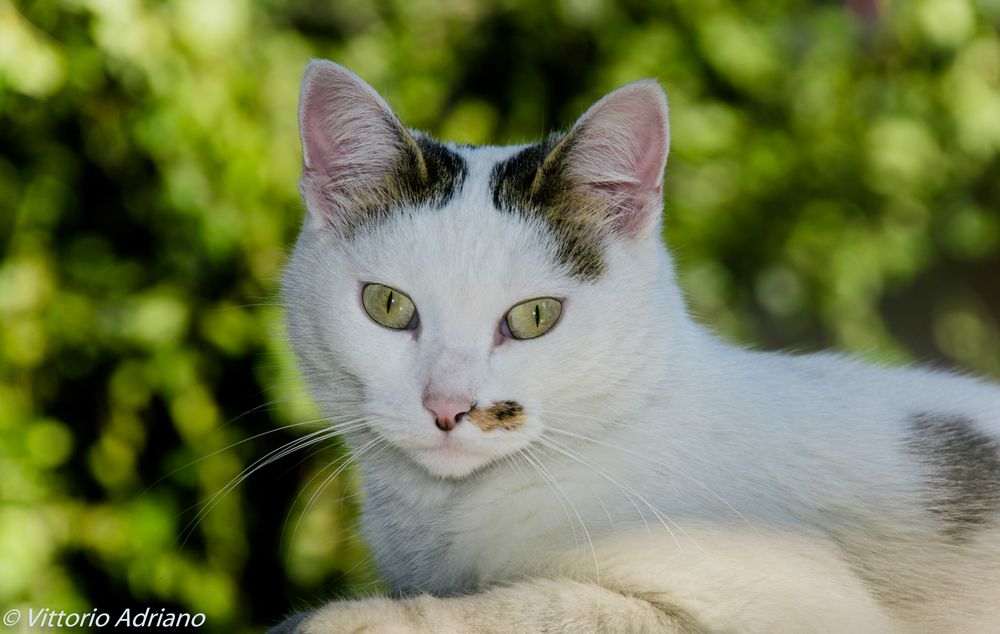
xmin=1 ymin=0 xmax=999 ymax=631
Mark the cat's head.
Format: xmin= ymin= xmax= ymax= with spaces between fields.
xmin=283 ymin=60 xmax=673 ymax=479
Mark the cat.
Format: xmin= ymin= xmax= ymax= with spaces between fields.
xmin=271 ymin=59 xmax=1000 ymax=633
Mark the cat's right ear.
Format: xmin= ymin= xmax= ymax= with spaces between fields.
xmin=551 ymin=80 xmax=670 ymax=240
xmin=298 ymin=60 xmax=412 ymax=229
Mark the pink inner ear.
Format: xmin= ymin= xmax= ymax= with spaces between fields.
xmin=298 ymin=61 xmax=404 ymax=220
xmin=565 ymin=81 xmax=670 ymax=237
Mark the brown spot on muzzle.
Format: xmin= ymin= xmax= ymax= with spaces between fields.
xmin=467 ymin=400 xmax=526 ymax=432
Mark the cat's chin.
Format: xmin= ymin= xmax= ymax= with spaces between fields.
xmin=407 ymin=443 xmax=495 ymax=479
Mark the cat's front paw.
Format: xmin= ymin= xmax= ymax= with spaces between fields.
xmin=268 ymin=598 xmax=431 ymax=634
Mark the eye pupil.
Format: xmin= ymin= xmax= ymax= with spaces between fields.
xmin=362 ymin=283 xmax=416 ymax=331
xmin=502 ymin=297 xmax=562 ymax=340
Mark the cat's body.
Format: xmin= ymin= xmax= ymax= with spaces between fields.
xmin=275 ymin=60 xmax=1000 ymax=632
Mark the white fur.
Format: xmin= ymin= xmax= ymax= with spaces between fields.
xmin=277 ymin=63 xmax=1000 ymax=633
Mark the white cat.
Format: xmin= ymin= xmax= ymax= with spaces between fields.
xmin=273 ymin=60 xmax=1000 ymax=633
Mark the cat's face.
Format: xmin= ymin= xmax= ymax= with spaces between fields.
xmin=284 ymin=61 xmax=670 ymax=478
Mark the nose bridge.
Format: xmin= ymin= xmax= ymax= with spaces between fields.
xmin=422 ymin=343 xmax=482 ymax=400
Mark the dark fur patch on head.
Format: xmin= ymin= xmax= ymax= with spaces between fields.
xmin=906 ymin=413 xmax=1000 ymax=540
xmin=489 ymin=137 xmax=607 ymax=281
xmin=468 ymin=400 xmax=526 ymax=432
xmin=339 ymin=129 xmax=467 ymax=237
xmin=407 ymin=135 xmax=467 ymax=204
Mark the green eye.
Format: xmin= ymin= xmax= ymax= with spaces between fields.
xmin=362 ymin=283 xmax=417 ymax=330
xmin=504 ymin=297 xmax=562 ymax=340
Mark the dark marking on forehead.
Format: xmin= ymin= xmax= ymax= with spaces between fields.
xmin=340 ymin=129 xmax=467 ymax=238
xmin=906 ymin=413 xmax=1000 ymax=540
xmin=489 ymin=137 xmax=607 ymax=280
xmin=468 ymin=400 xmax=526 ymax=432
xmin=409 ymin=135 xmax=467 ymax=203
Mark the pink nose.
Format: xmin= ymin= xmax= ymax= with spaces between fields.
xmin=423 ymin=396 xmax=472 ymax=431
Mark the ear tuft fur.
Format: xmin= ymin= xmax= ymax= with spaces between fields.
xmin=558 ymin=80 xmax=670 ymax=237
xmin=298 ymin=60 xmax=423 ymax=226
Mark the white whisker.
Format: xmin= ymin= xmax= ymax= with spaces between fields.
xmin=544 ymin=425 xmax=754 ymax=530
xmin=536 ymin=435 xmax=701 ymax=554
xmin=147 ymin=417 xmax=337 ymax=495
xmin=286 ymin=436 xmax=387 ymax=551
xmin=515 ymin=448 xmax=580 ymax=547
xmin=177 ymin=417 xmax=373 ymax=547
xmin=521 ymin=447 xmax=601 ymax=584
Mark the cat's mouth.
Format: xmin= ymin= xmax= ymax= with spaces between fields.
xmin=409 ymin=438 xmax=494 ymax=478
xmin=393 ymin=400 xmax=529 ymax=478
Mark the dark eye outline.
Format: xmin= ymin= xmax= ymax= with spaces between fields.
xmin=361 ymin=283 xmax=419 ymax=331
xmin=500 ymin=297 xmax=563 ymax=341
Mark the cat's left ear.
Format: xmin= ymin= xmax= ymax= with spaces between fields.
xmin=554 ymin=81 xmax=669 ymax=238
